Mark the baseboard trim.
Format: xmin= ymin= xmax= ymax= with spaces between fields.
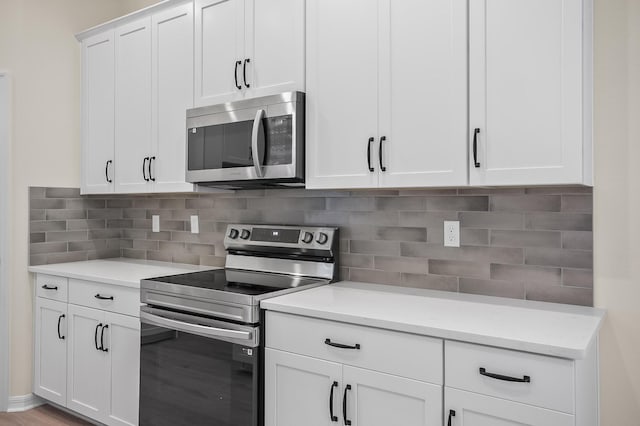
xmin=7 ymin=393 xmax=44 ymax=412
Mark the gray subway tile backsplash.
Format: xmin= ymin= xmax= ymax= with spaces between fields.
xmin=29 ymin=185 xmax=594 ymax=306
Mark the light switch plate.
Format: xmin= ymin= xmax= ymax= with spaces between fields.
xmin=444 ymin=221 xmax=460 ymax=247
xmin=152 ymin=215 xmax=160 ymax=233
xmin=190 ymin=215 xmax=199 ymax=234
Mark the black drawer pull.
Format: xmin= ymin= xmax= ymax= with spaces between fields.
xmin=329 ymin=381 xmax=338 ymax=422
xmin=100 ymin=324 xmax=109 ymax=352
xmin=243 ymin=58 xmax=251 ymax=88
xmin=95 ymin=294 xmax=114 ymax=301
xmin=366 ymin=137 xmax=374 ymax=172
xmin=57 ymin=314 xmax=65 ymax=340
xmin=94 ymin=323 xmax=102 ymax=351
xmin=479 ymin=367 xmax=530 ymax=383
xmin=378 ymin=136 xmax=387 ymax=172
xmin=342 ymin=384 xmax=352 ymax=426
xmin=473 ymin=128 xmax=481 ymax=168
xmin=41 ymin=285 xmax=58 ymax=291
xmin=448 ymin=409 xmax=456 ymax=426
xmin=234 ymin=60 xmax=242 ymax=90
xmin=325 ymin=338 xmax=360 ymax=350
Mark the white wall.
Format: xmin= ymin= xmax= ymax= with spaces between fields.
xmin=593 ymin=0 xmax=640 ymax=423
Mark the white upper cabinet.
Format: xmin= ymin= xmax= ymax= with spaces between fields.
xmin=81 ymin=31 xmax=115 ymax=194
xmin=306 ymin=0 xmax=468 ymax=189
xmin=195 ymin=0 xmax=305 ymax=107
xmin=151 ymin=3 xmax=196 ymax=193
xmin=469 ymin=0 xmax=592 ymax=186
xmin=114 ymin=17 xmax=153 ymax=194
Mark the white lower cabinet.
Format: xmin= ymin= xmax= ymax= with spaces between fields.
xmin=444 ymin=388 xmax=574 ymax=426
xmin=34 ymin=298 xmax=68 ymax=406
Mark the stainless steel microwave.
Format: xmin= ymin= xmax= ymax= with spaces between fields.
xmin=186 ymin=92 xmax=305 ymax=189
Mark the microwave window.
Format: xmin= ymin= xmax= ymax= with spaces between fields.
xmin=187 ymin=115 xmax=293 ymax=171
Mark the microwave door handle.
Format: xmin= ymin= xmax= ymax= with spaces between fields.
xmin=140 ymin=311 xmax=253 ymax=341
xmin=251 ymin=109 xmax=266 ymax=178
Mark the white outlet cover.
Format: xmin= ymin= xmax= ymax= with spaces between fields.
xmin=152 ymin=215 xmax=160 ymax=233
xmin=444 ymin=221 xmax=460 ymax=248
xmin=190 ymin=215 xmax=199 ymax=234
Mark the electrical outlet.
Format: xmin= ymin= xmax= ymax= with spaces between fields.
xmin=152 ymin=215 xmax=160 ymax=233
xmin=444 ymin=221 xmax=460 ymax=247
xmin=190 ymin=215 xmax=199 ymax=234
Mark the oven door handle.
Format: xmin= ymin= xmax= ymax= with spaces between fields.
xmin=251 ymin=109 xmax=266 ymax=178
xmin=140 ymin=311 xmax=253 ymax=341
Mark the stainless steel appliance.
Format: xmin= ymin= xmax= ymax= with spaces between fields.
xmin=139 ymin=224 xmax=338 ymax=426
xmin=186 ymin=92 xmax=305 ymax=189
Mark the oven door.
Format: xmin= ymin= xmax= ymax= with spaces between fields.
xmin=139 ymin=307 xmax=260 ymax=426
xmin=186 ymin=95 xmax=304 ymax=184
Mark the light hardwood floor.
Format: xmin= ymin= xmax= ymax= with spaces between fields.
xmin=0 ymin=404 xmax=91 ymax=426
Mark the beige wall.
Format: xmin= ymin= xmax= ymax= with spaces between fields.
xmin=0 ymin=0 xmax=150 ymax=397
xmin=594 ymin=0 xmax=640 ymax=423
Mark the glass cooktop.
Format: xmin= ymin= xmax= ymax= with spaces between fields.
xmin=147 ymin=269 xmax=325 ymax=296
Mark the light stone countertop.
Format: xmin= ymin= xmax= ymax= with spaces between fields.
xmin=28 ymin=258 xmax=216 ymax=288
xmin=261 ymin=281 xmax=605 ymax=360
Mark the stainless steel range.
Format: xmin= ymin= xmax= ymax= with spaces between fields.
xmin=138 ymin=224 xmax=339 ymax=426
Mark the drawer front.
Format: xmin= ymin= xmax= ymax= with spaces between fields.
xmin=36 ymin=274 xmax=68 ymax=302
xmin=68 ymin=279 xmax=139 ymax=317
xmin=266 ymin=311 xmax=443 ymax=384
xmin=445 ymin=341 xmax=574 ymax=414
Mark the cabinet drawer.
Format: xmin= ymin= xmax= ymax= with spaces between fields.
xmin=266 ymin=311 xmax=442 ymax=384
xmin=445 ymin=341 xmax=574 ymax=414
xmin=68 ymin=279 xmax=139 ymax=317
xmin=36 ymin=274 xmax=68 ymax=302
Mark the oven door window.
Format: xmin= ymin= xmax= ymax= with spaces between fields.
xmin=140 ymin=324 xmax=259 ymax=426
xmin=187 ymin=114 xmax=293 ymax=171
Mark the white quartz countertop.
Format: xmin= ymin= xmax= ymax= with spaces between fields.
xmin=29 ymin=258 xmax=215 ymax=288
xmin=261 ymin=281 xmax=605 ymax=360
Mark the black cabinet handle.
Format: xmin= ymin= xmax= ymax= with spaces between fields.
xmin=479 ymin=367 xmax=531 ymax=383
xmin=379 ymin=136 xmax=387 ymax=172
xmin=148 ymin=156 xmax=156 ymax=182
xmin=142 ymin=157 xmax=149 ymax=181
xmin=243 ymin=58 xmax=251 ymax=88
xmin=105 ymin=160 xmax=113 ymax=183
xmin=366 ymin=137 xmax=374 ymax=172
xmin=95 ymin=294 xmax=114 ymax=301
xmin=100 ymin=324 xmax=109 ymax=352
xmin=342 ymin=384 xmax=352 ymax=426
xmin=94 ymin=323 xmax=102 ymax=351
xmin=473 ymin=128 xmax=481 ymax=168
xmin=57 ymin=314 xmax=65 ymax=340
xmin=448 ymin=410 xmax=456 ymax=426
xmin=329 ymin=381 xmax=338 ymax=422
xmin=234 ymin=60 xmax=242 ymax=90
xmin=41 ymin=285 xmax=58 ymax=291
xmin=325 ymin=338 xmax=360 ymax=350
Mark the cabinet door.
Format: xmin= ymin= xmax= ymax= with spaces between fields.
xmin=343 ymin=366 xmax=442 ymax=426
xmin=103 ymin=312 xmax=140 ymax=426
xmin=151 ymin=2 xmax=196 ymax=193
xmin=244 ymin=0 xmax=305 ymax=97
xmin=195 ymin=0 xmax=245 ymax=107
xmin=34 ymin=298 xmax=67 ymax=406
xmin=469 ymin=0 xmax=585 ymax=186
xmin=114 ymin=17 xmax=152 ymax=193
xmin=445 ymin=388 xmax=574 ymax=426
xmin=378 ymin=0 xmax=467 ymax=188
xmin=81 ymin=30 xmax=115 ymax=195
xmin=305 ymin=0 xmax=380 ymax=189
xmin=265 ymin=349 xmax=342 ymax=426
xmin=67 ymin=305 xmax=108 ymax=421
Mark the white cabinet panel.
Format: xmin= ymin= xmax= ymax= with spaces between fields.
xmin=67 ymin=304 xmax=108 ymax=421
xmin=344 ymin=366 xmax=442 ymax=426
xmin=151 ymin=3 xmax=195 ymax=192
xmin=81 ymin=31 xmax=115 ymax=195
xmin=445 ymin=388 xmax=574 ymax=426
xmin=195 ymin=0 xmax=245 ymax=107
xmin=469 ymin=0 xmax=586 ymax=186
xmin=246 ymin=0 xmax=305 ymax=97
xmin=305 ymin=0 xmax=379 ymax=189
xmin=34 ymin=298 xmax=67 ymax=406
xmin=265 ymin=349 xmax=342 ymax=426
xmin=114 ymin=17 xmax=153 ymax=193
xmin=104 ymin=312 xmax=140 ymax=426
xmin=378 ymin=0 xmax=467 ymax=188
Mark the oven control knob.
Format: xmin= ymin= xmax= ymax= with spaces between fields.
xmin=302 ymin=232 xmax=314 ymax=244
xmin=228 ymin=228 xmax=239 ymax=239
xmin=316 ymin=232 xmax=329 ymax=245
xmin=240 ymin=229 xmax=251 ymax=240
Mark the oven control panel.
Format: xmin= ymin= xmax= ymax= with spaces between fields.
xmin=224 ymin=224 xmax=338 ymax=251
